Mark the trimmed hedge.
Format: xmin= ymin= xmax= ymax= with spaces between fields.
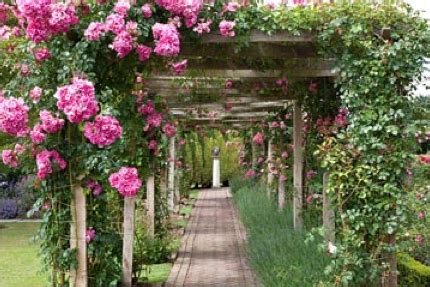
xmin=398 ymin=253 xmax=430 ymax=287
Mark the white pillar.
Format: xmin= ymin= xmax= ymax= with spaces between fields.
xmin=323 ymin=172 xmax=335 ymax=243
xmin=212 ymin=156 xmax=221 ymax=188
xmin=278 ymin=176 xmax=286 ymax=209
xmin=146 ymin=176 xmax=155 ymax=240
xmin=168 ymin=137 xmax=176 ymax=211
xmin=70 ymin=184 xmax=87 ymax=287
xmin=267 ymin=139 xmax=274 ymax=197
xmin=293 ymin=101 xmax=304 ymax=230
xmin=122 ymin=196 xmax=136 ymax=287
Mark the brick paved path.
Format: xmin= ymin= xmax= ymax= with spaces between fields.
xmin=166 ymin=188 xmax=259 ymax=287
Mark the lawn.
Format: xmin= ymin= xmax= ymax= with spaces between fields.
xmin=0 ymin=222 xmax=47 ymax=287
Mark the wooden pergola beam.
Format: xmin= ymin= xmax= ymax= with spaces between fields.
xmin=195 ymin=30 xmax=314 ymax=44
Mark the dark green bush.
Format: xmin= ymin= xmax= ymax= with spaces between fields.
xmin=398 ymin=253 xmax=430 ymax=287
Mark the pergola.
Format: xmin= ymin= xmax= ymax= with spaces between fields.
xmin=144 ymin=29 xmax=337 ymax=238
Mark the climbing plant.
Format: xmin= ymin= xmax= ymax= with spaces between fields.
xmin=0 ymin=0 xmax=429 ymax=285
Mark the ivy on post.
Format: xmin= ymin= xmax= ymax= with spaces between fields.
xmin=69 ymin=176 xmax=88 ymax=287
xmin=322 ymin=172 xmax=335 ymax=243
xmin=267 ymin=138 xmax=274 ymax=197
xmin=293 ymin=101 xmax=304 ymax=230
xmin=122 ymin=196 xmax=135 ymax=287
xmin=168 ymin=136 xmax=176 ymax=212
xmin=146 ymin=175 xmax=155 ymax=240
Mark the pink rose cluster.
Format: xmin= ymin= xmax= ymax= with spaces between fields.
xmin=193 ymin=19 xmax=212 ymax=35
xmin=0 ymin=3 xmax=10 ymax=24
xmin=252 ymin=132 xmax=264 ymax=145
xmin=84 ymin=115 xmax=123 ymax=147
xmin=86 ymin=180 xmax=103 ymax=196
xmin=109 ymin=167 xmax=142 ymax=197
xmin=171 ymin=59 xmax=188 ymax=75
xmin=163 ymin=122 xmax=177 ymax=138
xmin=219 ymin=20 xmax=235 ymax=37
xmin=1 ymin=144 xmax=25 ymax=168
xmin=86 ymin=228 xmax=96 ymax=243
xmin=39 ymin=110 xmax=64 ymax=134
xmin=36 ymin=149 xmax=67 ymax=179
xmin=152 ymin=23 xmax=180 ymax=57
xmin=30 ymin=124 xmax=46 ymax=144
xmin=0 ymin=96 xmax=29 ymax=137
xmin=155 ymin=0 xmax=203 ymax=28
xmin=33 ymin=47 xmax=51 ymax=61
xmin=55 ymin=78 xmax=99 ymax=123
xmin=15 ymin=0 xmax=78 ymax=43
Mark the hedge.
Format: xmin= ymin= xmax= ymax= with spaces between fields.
xmin=398 ymin=253 xmax=430 ymax=286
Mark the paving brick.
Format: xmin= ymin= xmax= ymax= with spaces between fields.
xmin=166 ymin=188 xmax=259 ymax=287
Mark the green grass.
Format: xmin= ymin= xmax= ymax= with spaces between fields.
xmin=0 ymin=222 xmax=47 ymax=287
xmin=147 ymin=263 xmax=172 ymax=283
xmin=179 ymin=206 xmax=193 ymax=217
xmin=231 ymin=179 xmax=330 ymax=287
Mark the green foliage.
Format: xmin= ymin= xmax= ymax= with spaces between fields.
xmin=0 ymin=1 xmax=429 ymax=285
xmin=232 ymin=176 xmax=330 ymax=286
xmin=398 ymin=253 xmax=430 ymax=287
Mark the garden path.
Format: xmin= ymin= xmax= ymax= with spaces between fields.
xmin=166 ymin=188 xmax=259 ymax=287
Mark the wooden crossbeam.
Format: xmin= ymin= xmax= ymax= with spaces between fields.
xmin=180 ymin=42 xmax=318 ymax=59
xmin=195 ymin=30 xmax=314 ymax=44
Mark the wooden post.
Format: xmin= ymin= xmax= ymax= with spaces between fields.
xmin=70 ymin=184 xmax=87 ymax=287
xmin=146 ymin=176 xmax=155 ymax=240
xmin=168 ymin=137 xmax=176 ymax=211
xmin=384 ymin=235 xmax=398 ymax=287
xmin=122 ymin=197 xmax=136 ymax=287
xmin=251 ymin=140 xmax=257 ymax=167
xmin=278 ymin=176 xmax=286 ymax=209
xmin=323 ymin=172 xmax=335 ymax=243
xmin=293 ymin=101 xmax=304 ymax=230
xmin=267 ymin=139 xmax=274 ymax=197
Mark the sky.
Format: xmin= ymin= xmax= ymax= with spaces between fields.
xmin=405 ymin=0 xmax=429 ymax=97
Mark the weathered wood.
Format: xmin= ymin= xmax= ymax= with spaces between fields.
xmin=122 ymin=196 xmax=136 ymax=287
xmin=293 ymin=101 xmax=304 ymax=230
xmin=278 ymin=176 xmax=286 ymax=209
xmin=181 ymin=43 xmax=318 ymax=59
xmin=150 ymin=68 xmax=336 ymax=79
xmin=146 ymin=176 xmax=155 ymax=240
xmin=267 ymin=139 xmax=274 ymax=198
xmin=383 ymin=234 xmax=398 ymax=287
xmin=186 ymin=58 xmax=333 ymax=70
xmin=70 ymin=184 xmax=87 ymax=287
xmin=168 ymin=137 xmax=176 ymax=211
xmin=323 ymin=172 xmax=335 ymax=243
xmin=196 ymin=30 xmax=314 ymax=44
xmin=252 ymin=140 xmax=258 ymax=167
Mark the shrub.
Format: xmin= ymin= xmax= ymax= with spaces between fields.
xmin=398 ymin=253 xmax=430 ymax=287
xmin=0 ymin=198 xmax=18 ymax=219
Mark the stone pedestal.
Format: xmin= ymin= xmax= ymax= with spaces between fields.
xmin=212 ymin=147 xmax=221 ymax=188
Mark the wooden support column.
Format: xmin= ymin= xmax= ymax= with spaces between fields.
xmin=384 ymin=235 xmax=398 ymax=287
xmin=70 ymin=184 xmax=87 ymax=287
xmin=146 ymin=176 xmax=155 ymax=240
xmin=251 ymin=140 xmax=257 ymax=167
xmin=267 ymin=139 xmax=274 ymax=197
xmin=323 ymin=172 xmax=335 ymax=243
xmin=168 ymin=137 xmax=176 ymax=211
xmin=122 ymin=196 xmax=136 ymax=287
xmin=293 ymin=101 xmax=304 ymax=230
xmin=278 ymin=176 xmax=286 ymax=209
